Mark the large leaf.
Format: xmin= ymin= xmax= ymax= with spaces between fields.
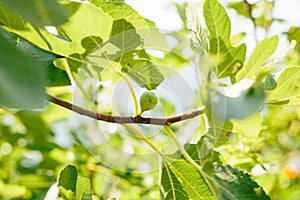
xmin=160 ymin=159 xmax=214 ymax=200
xmin=0 ymin=27 xmax=70 ymax=87
xmin=1 ymin=0 xmax=69 ymax=27
xmin=0 ymin=33 xmax=45 ymax=108
xmin=267 ymin=66 xmax=300 ymax=105
xmin=92 ymin=0 xmax=168 ymax=51
xmin=56 ymin=3 xmax=112 ymax=47
xmin=236 ymin=35 xmax=278 ymax=81
xmin=160 ymin=162 xmax=189 ymax=200
xmin=0 ymin=2 xmax=113 ymax=58
xmin=162 ymin=142 xmax=270 ymax=200
xmin=92 ymin=19 xmax=164 ymax=90
xmin=106 ymin=19 xmax=143 ymax=64
xmin=213 ymin=163 xmax=270 ymax=200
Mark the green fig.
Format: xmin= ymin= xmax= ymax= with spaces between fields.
xmin=140 ymin=91 xmax=158 ymax=113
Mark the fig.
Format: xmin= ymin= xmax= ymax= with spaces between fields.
xmin=140 ymin=91 xmax=158 ymax=113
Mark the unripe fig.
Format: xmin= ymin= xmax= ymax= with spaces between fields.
xmin=140 ymin=91 xmax=158 ymax=113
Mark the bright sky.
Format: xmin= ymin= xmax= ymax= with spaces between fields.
xmin=125 ymin=0 xmax=300 ymax=53
xmin=125 ymin=0 xmax=300 ymax=30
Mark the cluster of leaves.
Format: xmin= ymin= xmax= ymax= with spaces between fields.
xmin=0 ymin=0 xmax=300 ymax=199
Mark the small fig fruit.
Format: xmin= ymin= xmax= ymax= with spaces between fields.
xmin=140 ymin=91 xmax=158 ymax=113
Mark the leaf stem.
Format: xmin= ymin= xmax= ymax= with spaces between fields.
xmin=115 ymin=70 xmax=139 ymax=117
xmin=164 ymin=125 xmax=203 ymax=174
xmin=123 ymin=124 xmax=165 ymax=158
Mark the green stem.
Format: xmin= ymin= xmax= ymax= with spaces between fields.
xmin=115 ymin=70 xmax=139 ymax=117
xmin=123 ymin=125 xmax=165 ymax=159
xmin=164 ymin=125 xmax=203 ymax=174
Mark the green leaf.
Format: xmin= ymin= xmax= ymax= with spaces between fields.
xmin=236 ymin=35 xmax=278 ymax=81
xmin=199 ymin=120 xmax=233 ymax=156
xmin=0 ymin=33 xmax=45 ymax=108
xmin=92 ymin=0 xmax=167 ymax=50
xmin=1 ymin=0 xmax=69 ymax=27
xmin=65 ymin=36 xmax=104 ymax=79
xmin=231 ymin=113 xmax=263 ymax=138
xmin=58 ymin=165 xmax=92 ymax=200
xmin=0 ymin=2 xmax=113 ymax=57
xmin=161 ymin=159 xmax=214 ymax=200
xmin=76 ymin=177 xmax=92 ymax=200
xmin=218 ymin=44 xmax=246 ymax=78
xmin=287 ymin=26 xmax=300 ymax=52
xmin=263 ymin=74 xmax=277 ymax=90
xmin=17 ymin=111 xmax=51 ymax=139
xmin=123 ymin=59 xmax=164 ymax=90
xmin=266 ymin=66 xmax=300 ymax=106
xmin=228 ymin=1 xmax=251 ymax=18
xmin=56 ymin=2 xmax=112 ymax=47
xmin=213 ymin=163 xmax=270 ymax=200
xmin=58 ymin=165 xmax=78 ymax=192
xmin=160 ymin=163 xmax=188 ymax=200
xmin=0 ymin=1 xmax=113 ymax=83
xmin=0 ymin=27 xmax=70 ymax=87
xmin=161 ymin=144 xmax=220 ymax=200
xmin=203 ymin=0 xmax=231 ymax=46
xmin=203 ymin=0 xmax=246 ymax=78
xmin=107 ymin=19 xmax=143 ymax=64
xmin=171 ymin=160 xmax=214 ymax=199
xmin=231 ymin=32 xmax=246 ymax=47
xmin=91 ymin=0 xmax=156 ymax=36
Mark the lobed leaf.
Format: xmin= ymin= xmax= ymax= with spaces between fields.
xmin=106 ymin=19 xmax=143 ymax=64
xmin=91 ymin=0 xmax=156 ymax=37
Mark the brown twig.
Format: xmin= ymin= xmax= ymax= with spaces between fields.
xmin=46 ymin=94 xmax=205 ymax=126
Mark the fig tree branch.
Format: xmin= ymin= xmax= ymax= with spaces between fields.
xmin=46 ymin=94 xmax=205 ymax=126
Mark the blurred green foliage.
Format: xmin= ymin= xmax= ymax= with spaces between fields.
xmin=0 ymin=0 xmax=300 ymax=199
